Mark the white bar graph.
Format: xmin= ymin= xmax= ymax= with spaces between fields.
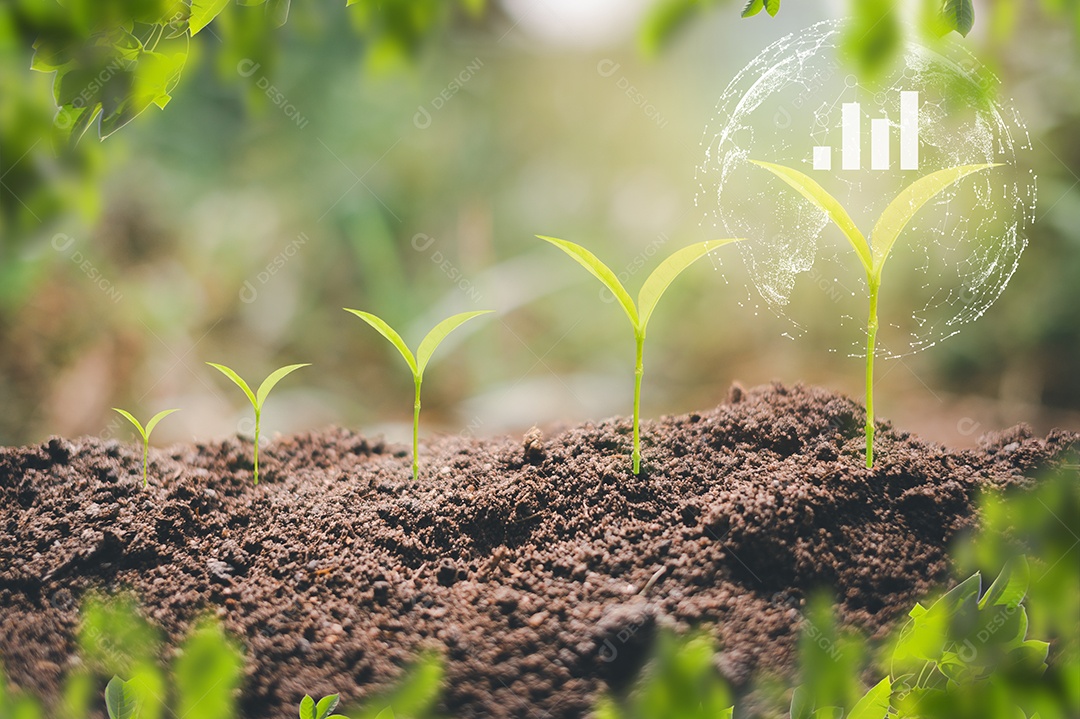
xmin=811 ymin=90 xmax=920 ymax=172
xmin=813 ymin=145 xmax=832 ymax=171
xmin=900 ymin=90 xmax=919 ymax=170
xmin=871 ymin=118 xmax=890 ymax=170
xmin=841 ymin=103 xmax=861 ymax=170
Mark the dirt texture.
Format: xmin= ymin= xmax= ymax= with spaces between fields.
xmin=1 ymin=383 xmax=1077 ymax=718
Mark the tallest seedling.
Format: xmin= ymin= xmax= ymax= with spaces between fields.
xmin=539 ymin=236 xmax=741 ymax=474
xmin=750 ymin=160 xmax=997 ymax=467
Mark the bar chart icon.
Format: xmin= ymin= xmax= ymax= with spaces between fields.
xmin=813 ymin=91 xmax=920 ymax=171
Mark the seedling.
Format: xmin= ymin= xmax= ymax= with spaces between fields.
xmin=299 ymin=694 xmax=350 ymax=719
xmin=112 ymin=408 xmax=180 ymax=487
xmin=538 ymin=236 xmax=741 ymax=473
xmin=206 ymin=362 xmax=310 ymax=484
xmin=750 ymin=161 xmax=996 ymax=467
xmin=344 ymin=308 xmax=492 ymax=480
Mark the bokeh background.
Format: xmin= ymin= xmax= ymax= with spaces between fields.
xmin=1 ymin=0 xmax=1078 ymax=451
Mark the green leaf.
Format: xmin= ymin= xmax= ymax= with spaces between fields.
xmin=870 ymin=164 xmax=998 ymax=279
xmin=764 ymin=0 xmax=780 ymax=16
xmin=812 ymin=709 xmax=843 ymax=719
xmin=840 ymin=0 xmax=902 ymax=81
xmin=189 ymin=0 xmax=231 ymax=35
xmin=637 ymin=239 xmax=740 ymax=333
xmin=415 ymin=311 xmax=492 ymax=376
xmin=105 ymin=676 xmax=138 ymax=719
xmin=790 ymin=685 xmax=813 ymax=719
xmin=175 ymin=620 xmax=243 ymax=719
xmin=112 ymin=409 xmax=147 ymax=441
xmin=206 ymin=363 xmax=258 ymax=409
xmin=979 ymin=556 xmax=1029 ymax=610
xmin=267 ymin=0 xmax=292 ymax=26
xmin=315 ymin=695 xmax=339 ymax=719
xmin=31 ymin=39 xmax=73 ymax=72
xmin=847 ymin=677 xmax=890 ymax=719
xmin=742 ymin=0 xmax=765 ymax=18
xmin=300 ymin=695 xmax=316 ymax=719
xmin=144 ymin=409 xmax=180 ymax=438
xmin=943 ymin=0 xmax=975 ymax=36
xmin=639 ymin=0 xmax=703 ymax=55
xmin=749 ymin=161 xmax=872 ymax=274
xmin=344 ymin=309 xmax=418 ymax=377
xmin=255 ymin=363 xmax=310 ymax=409
xmin=537 ymin=236 xmax=639 ymax=328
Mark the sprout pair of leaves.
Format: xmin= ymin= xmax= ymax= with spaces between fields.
xmin=299 ymin=694 xmax=350 ymax=719
xmin=207 ymin=362 xmax=310 ymax=485
xmin=751 ymin=160 xmax=997 ymax=468
xmin=344 ymin=309 xmax=492 ymax=480
xmin=112 ymin=408 xmax=180 ymax=487
xmin=538 ymin=236 xmax=740 ymax=474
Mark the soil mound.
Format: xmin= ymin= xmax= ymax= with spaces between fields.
xmin=1 ymin=383 xmax=1076 ymax=718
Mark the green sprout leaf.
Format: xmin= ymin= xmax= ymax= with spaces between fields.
xmin=112 ymin=408 xmax=180 ymax=487
xmin=751 ymin=160 xmax=997 ymax=467
xmin=345 ymin=309 xmax=492 ymax=480
xmin=416 ymin=312 xmax=491 ymax=376
xmin=638 ymin=241 xmax=728 ymax=333
xmin=206 ymin=362 xmax=310 ymax=485
xmin=748 ymin=161 xmax=871 ymax=273
xmin=538 ymin=235 xmax=740 ymax=473
xmin=869 ymin=164 xmax=999 ymax=279
xmin=535 ymin=236 xmax=639 ymax=327
xmin=343 ymin=310 xmax=419 ymax=375
xmin=104 ymin=676 xmax=139 ymax=719
xmin=300 ymin=696 xmax=316 ymax=719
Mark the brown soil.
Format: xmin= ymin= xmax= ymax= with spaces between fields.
xmin=1 ymin=383 xmax=1076 ymax=718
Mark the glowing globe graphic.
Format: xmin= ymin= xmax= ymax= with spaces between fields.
xmin=698 ymin=20 xmax=1035 ymax=358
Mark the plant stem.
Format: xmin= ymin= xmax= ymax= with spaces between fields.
xmin=253 ymin=410 xmax=261 ymax=486
xmin=632 ymin=332 xmax=644 ymax=474
xmin=865 ymin=277 xmax=880 ymax=469
xmin=413 ymin=376 xmax=422 ymax=481
xmin=142 ymin=440 xmax=149 ymax=488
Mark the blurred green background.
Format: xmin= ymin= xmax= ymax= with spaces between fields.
xmin=1 ymin=0 xmax=1077 ymax=450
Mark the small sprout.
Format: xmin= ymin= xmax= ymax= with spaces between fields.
xmin=104 ymin=676 xmax=138 ymax=719
xmin=112 ymin=408 xmax=181 ymax=487
xmin=299 ymin=693 xmax=350 ymax=719
xmin=344 ymin=308 xmax=492 ymax=480
xmin=538 ymin=235 xmax=741 ymax=474
xmin=750 ymin=160 xmax=996 ymax=467
xmin=206 ymin=362 xmax=310 ymax=485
